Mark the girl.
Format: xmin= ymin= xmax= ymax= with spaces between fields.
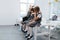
xmin=21 ymin=6 xmax=34 ymax=33
xmin=26 ymin=6 xmax=42 ymax=40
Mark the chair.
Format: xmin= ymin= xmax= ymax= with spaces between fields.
xmin=33 ymin=23 xmax=50 ymax=40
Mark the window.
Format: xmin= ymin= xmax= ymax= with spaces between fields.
xmin=20 ymin=4 xmax=27 ymax=11
xmin=28 ymin=0 xmax=34 ymax=3
xmin=49 ymin=0 xmax=60 ymax=21
xmin=20 ymin=0 xmax=27 ymax=3
xmin=20 ymin=0 xmax=34 ymax=17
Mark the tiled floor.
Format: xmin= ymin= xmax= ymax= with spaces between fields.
xmin=0 ymin=25 xmax=60 ymax=40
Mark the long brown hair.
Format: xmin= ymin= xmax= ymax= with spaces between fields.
xmin=34 ymin=6 xmax=40 ymax=13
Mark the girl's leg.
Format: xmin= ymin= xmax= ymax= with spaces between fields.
xmin=27 ymin=27 xmax=33 ymax=40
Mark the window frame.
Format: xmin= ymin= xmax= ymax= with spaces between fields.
xmin=19 ymin=0 xmax=35 ymax=17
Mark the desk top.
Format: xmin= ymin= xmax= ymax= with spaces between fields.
xmin=41 ymin=21 xmax=60 ymax=26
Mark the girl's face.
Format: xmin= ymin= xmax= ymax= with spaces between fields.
xmin=31 ymin=11 xmax=34 ymax=13
xmin=34 ymin=10 xmax=37 ymax=14
xmin=29 ymin=6 xmax=33 ymax=10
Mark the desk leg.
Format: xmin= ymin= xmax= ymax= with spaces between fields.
xmin=48 ymin=25 xmax=50 ymax=40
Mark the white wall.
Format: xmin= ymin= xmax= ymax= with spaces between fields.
xmin=0 ymin=0 xmax=19 ymax=25
xmin=35 ymin=0 xmax=49 ymax=21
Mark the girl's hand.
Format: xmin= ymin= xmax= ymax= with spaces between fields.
xmin=28 ymin=21 xmax=35 ymax=25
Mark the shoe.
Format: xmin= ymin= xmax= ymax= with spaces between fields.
xmin=21 ymin=27 xmax=24 ymax=32
xmin=21 ymin=26 xmax=27 ymax=33
xmin=21 ymin=29 xmax=27 ymax=33
xmin=21 ymin=28 xmax=24 ymax=32
xmin=27 ymin=35 xmax=33 ymax=40
xmin=25 ymin=34 xmax=30 ymax=38
xmin=23 ymin=30 xmax=27 ymax=33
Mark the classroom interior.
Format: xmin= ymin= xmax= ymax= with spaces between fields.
xmin=0 ymin=0 xmax=60 ymax=40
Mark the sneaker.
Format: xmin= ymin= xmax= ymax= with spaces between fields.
xmin=22 ymin=30 xmax=27 ymax=33
xmin=25 ymin=34 xmax=30 ymax=38
xmin=27 ymin=35 xmax=33 ymax=40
